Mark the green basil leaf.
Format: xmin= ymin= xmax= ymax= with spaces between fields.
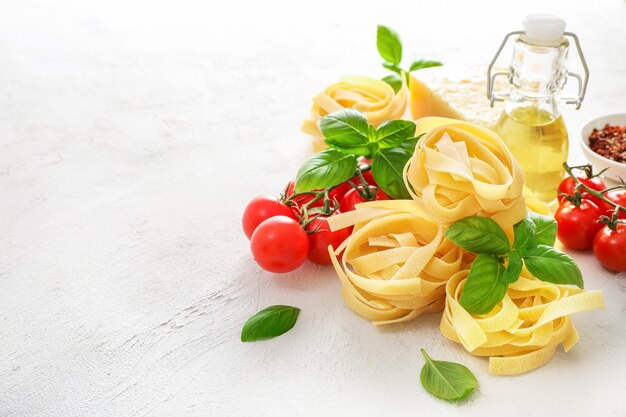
xmin=460 ymin=254 xmax=508 ymax=314
xmin=523 ymin=245 xmax=584 ymax=288
xmin=513 ymin=217 xmax=536 ymax=251
xmin=241 ymin=305 xmax=300 ymax=342
xmin=377 ymin=25 xmax=402 ymax=66
xmin=295 ymin=149 xmax=357 ymax=192
xmin=528 ymin=213 xmax=558 ymax=247
xmin=382 ymin=62 xmax=402 ymax=74
xmin=445 ymin=216 xmax=511 ymax=256
xmin=382 ymin=74 xmax=402 ymax=93
xmin=399 ymin=133 xmax=425 ymax=154
xmin=420 ymin=348 xmax=477 ymax=402
xmin=372 ymin=147 xmax=412 ymax=199
xmin=319 ymin=109 xmax=370 ymax=155
xmin=409 ymin=60 xmax=443 ymax=72
xmin=502 ymin=251 xmax=523 ymax=284
xmin=374 ymin=120 xmax=416 ymax=148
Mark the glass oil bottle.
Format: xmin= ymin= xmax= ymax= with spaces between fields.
xmin=487 ymin=14 xmax=589 ymax=201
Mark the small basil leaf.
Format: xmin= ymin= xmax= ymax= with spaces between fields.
xmin=513 ymin=217 xmax=536 ymax=251
xmin=445 ymin=216 xmax=511 ymax=256
xmin=523 ymin=245 xmax=584 ymax=288
xmin=420 ymin=348 xmax=477 ymax=402
xmin=459 ymin=254 xmax=508 ymax=314
xmin=319 ymin=109 xmax=370 ymax=155
xmin=372 ymin=147 xmax=412 ymax=199
xmin=528 ymin=213 xmax=558 ymax=247
xmin=374 ymin=120 xmax=416 ymax=148
xmin=382 ymin=73 xmax=403 ymax=93
xmin=377 ymin=25 xmax=402 ymax=66
xmin=382 ymin=62 xmax=402 ymax=74
xmin=502 ymin=251 xmax=523 ymax=284
xmin=409 ymin=60 xmax=443 ymax=72
xmin=241 ymin=305 xmax=300 ymax=342
xmin=295 ymin=149 xmax=357 ymax=192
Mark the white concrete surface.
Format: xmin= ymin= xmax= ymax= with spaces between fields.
xmin=1 ymin=1 xmax=625 ymax=416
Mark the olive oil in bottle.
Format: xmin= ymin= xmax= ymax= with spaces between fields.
xmin=495 ymin=106 xmax=568 ymax=201
xmin=488 ymin=14 xmax=589 ymax=202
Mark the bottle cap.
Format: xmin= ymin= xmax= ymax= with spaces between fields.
xmin=523 ymin=14 xmax=566 ymax=45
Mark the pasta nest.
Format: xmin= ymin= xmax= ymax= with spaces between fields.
xmin=302 ymin=75 xmax=408 ymax=152
xmin=327 ymin=200 xmax=468 ymax=325
xmin=440 ymin=270 xmax=604 ymax=375
xmin=404 ymin=117 xmax=528 ymax=229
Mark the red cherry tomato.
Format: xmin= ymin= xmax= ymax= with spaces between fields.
xmin=604 ymin=189 xmax=626 ymax=219
xmin=557 ymin=176 xmax=607 ymax=209
xmin=242 ymin=195 xmax=298 ymax=239
xmin=340 ymin=186 xmax=390 ymax=213
xmin=250 ymin=216 xmax=309 ymax=273
xmin=593 ymin=223 xmax=626 ymax=272
xmin=554 ymin=199 xmax=604 ymax=250
xmin=305 ymin=215 xmax=352 ymax=265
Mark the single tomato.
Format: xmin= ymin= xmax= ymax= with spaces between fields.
xmin=250 ymin=216 xmax=309 ymax=273
xmin=593 ymin=223 xmax=626 ymax=272
xmin=305 ymin=214 xmax=352 ymax=265
xmin=604 ymin=189 xmax=626 ymax=219
xmin=554 ymin=199 xmax=604 ymax=250
xmin=242 ymin=194 xmax=298 ymax=239
xmin=340 ymin=186 xmax=390 ymax=213
xmin=557 ymin=176 xmax=607 ymax=209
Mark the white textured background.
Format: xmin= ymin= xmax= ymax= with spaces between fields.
xmin=1 ymin=0 xmax=625 ymax=416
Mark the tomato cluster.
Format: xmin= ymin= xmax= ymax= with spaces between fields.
xmin=555 ymin=174 xmax=626 ymax=272
xmin=242 ymin=163 xmax=390 ymax=273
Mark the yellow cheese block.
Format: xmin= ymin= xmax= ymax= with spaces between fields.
xmin=409 ymin=66 xmax=507 ymax=129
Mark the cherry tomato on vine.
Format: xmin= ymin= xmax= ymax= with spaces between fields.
xmin=339 ymin=186 xmax=390 ymax=213
xmin=285 ymin=180 xmax=347 ymax=213
xmin=557 ymin=176 xmax=607 ymax=209
xmin=604 ymin=189 xmax=626 ymax=219
xmin=250 ymin=216 xmax=309 ymax=273
xmin=242 ymin=194 xmax=298 ymax=239
xmin=554 ymin=199 xmax=604 ymax=250
xmin=305 ymin=214 xmax=352 ymax=265
xmin=593 ymin=223 xmax=626 ymax=272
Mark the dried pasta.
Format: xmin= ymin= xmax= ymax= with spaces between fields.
xmin=327 ymin=200 xmax=467 ymax=325
xmin=405 ymin=117 xmax=527 ymax=229
xmin=440 ymin=271 xmax=604 ymax=375
xmin=302 ymin=75 xmax=408 ymax=152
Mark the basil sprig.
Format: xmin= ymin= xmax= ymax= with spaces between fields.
xmin=446 ymin=214 xmax=583 ymax=315
xmin=420 ymin=349 xmax=477 ymax=402
xmin=296 ymin=109 xmax=418 ymax=199
xmin=241 ymin=305 xmax=300 ymax=342
xmin=376 ymin=25 xmax=442 ymax=91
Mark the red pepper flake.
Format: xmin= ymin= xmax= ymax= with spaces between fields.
xmin=588 ymin=123 xmax=626 ymax=163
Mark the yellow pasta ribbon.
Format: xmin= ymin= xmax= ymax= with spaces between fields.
xmin=302 ymin=76 xmax=408 ymax=152
xmin=405 ymin=117 xmax=528 ymax=230
xmin=440 ymin=271 xmax=604 ymax=375
xmin=327 ymin=200 xmax=467 ymax=325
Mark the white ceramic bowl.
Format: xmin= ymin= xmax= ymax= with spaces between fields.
xmin=580 ymin=113 xmax=626 ymax=182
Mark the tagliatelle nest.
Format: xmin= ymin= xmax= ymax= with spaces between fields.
xmin=327 ymin=200 xmax=469 ymax=325
xmin=404 ymin=117 xmax=529 ymax=230
xmin=302 ymin=75 xmax=408 ymax=152
xmin=440 ymin=271 xmax=604 ymax=375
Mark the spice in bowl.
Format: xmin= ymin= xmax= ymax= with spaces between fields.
xmin=588 ymin=124 xmax=626 ymax=163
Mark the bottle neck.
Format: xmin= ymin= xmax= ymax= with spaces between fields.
xmin=509 ymin=37 xmax=569 ymax=98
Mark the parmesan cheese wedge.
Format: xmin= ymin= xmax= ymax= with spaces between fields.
xmin=409 ymin=66 xmax=508 ymax=129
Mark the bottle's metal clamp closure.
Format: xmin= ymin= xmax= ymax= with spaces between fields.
xmin=487 ymin=31 xmax=589 ymax=110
